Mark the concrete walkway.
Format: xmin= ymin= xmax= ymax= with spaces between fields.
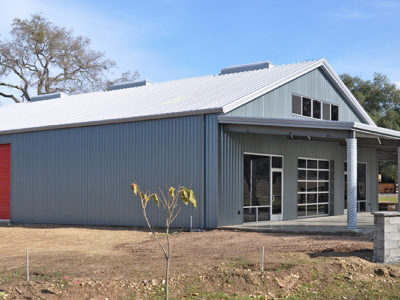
xmin=221 ymin=213 xmax=374 ymax=236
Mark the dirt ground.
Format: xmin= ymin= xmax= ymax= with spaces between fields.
xmin=0 ymin=224 xmax=399 ymax=299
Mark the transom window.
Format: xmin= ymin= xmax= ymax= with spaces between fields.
xmin=292 ymin=94 xmax=339 ymax=121
xmin=297 ymin=158 xmax=330 ymax=217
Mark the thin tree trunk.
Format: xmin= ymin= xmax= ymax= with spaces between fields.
xmin=165 ymin=255 xmax=170 ymax=300
xmin=165 ymin=225 xmax=171 ymax=300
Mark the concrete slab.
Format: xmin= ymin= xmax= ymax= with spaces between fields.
xmin=221 ymin=213 xmax=374 ymax=236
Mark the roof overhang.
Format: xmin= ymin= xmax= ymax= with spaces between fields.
xmin=218 ymin=116 xmax=400 ymax=160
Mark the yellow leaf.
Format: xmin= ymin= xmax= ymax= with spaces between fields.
xmin=131 ymin=183 xmax=139 ymax=195
xmin=141 ymin=192 xmax=150 ymax=205
xmin=188 ymin=190 xmax=197 ymax=208
xmin=168 ymin=186 xmax=176 ymax=198
xmin=180 ymin=187 xmax=189 ymax=205
xmin=151 ymin=193 xmax=160 ymax=206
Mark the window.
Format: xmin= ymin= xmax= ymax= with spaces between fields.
xmin=272 ymin=156 xmax=283 ymax=168
xmin=292 ymin=94 xmax=339 ymax=121
xmin=331 ymin=105 xmax=339 ymax=121
xmin=313 ymin=100 xmax=321 ymax=119
xmin=297 ymin=158 xmax=330 ymax=217
xmin=292 ymin=95 xmax=302 ymax=115
xmin=323 ymin=103 xmax=330 ymax=120
xmin=302 ymin=97 xmax=312 ymax=117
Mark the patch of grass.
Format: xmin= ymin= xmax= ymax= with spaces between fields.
xmin=379 ymin=195 xmax=398 ymax=203
xmin=0 ymin=269 xmax=25 ymax=283
xmin=228 ymin=260 xmax=256 ymax=269
xmin=145 ymin=284 xmax=166 ymax=300
xmin=311 ymin=267 xmax=317 ymax=280
xmin=176 ymin=291 xmax=266 ymax=300
xmin=290 ymin=273 xmax=400 ymax=299
xmin=267 ymin=263 xmax=295 ymax=272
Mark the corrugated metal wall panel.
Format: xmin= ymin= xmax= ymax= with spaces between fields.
xmin=0 ymin=115 xmax=205 ymax=227
xmin=226 ymin=68 xmax=364 ymax=123
xmin=204 ymin=114 xmax=219 ymax=228
xmin=218 ymin=129 xmax=378 ymax=226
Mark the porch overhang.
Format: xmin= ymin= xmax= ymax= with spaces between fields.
xmin=218 ymin=115 xmax=400 ymax=229
xmin=218 ymin=116 xmax=400 ymax=159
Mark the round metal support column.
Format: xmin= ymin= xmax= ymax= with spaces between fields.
xmin=346 ymin=137 xmax=358 ymax=229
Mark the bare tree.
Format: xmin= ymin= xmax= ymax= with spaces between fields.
xmin=131 ymin=183 xmax=196 ymax=300
xmin=0 ymin=14 xmax=138 ymax=102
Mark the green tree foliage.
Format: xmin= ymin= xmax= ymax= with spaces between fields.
xmin=0 ymin=14 xmax=138 ymax=102
xmin=340 ymin=73 xmax=400 ymax=129
xmin=340 ymin=73 xmax=400 ymax=182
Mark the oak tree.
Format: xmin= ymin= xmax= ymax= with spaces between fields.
xmin=0 ymin=14 xmax=138 ymax=102
xmin=341 ymin=73 xmax=400 ymax=182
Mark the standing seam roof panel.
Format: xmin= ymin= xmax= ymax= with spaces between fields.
xmin=0 ymin=59 xmax=375 ymax=132
xmin=0 ymin=61 xmax=326 ymax=133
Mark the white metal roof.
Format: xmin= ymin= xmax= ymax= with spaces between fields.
xmin=0 ymin=59 xmax=375 ymax=134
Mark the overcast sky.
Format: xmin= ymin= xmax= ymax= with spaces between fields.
xmin=1 ymin=0 xmax=400 ymax=104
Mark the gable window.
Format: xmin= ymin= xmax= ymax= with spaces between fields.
xmin=302 ymin=97 xmax=312 ymax=117
xmin=323 ymin=103 xmax=331 ymax=120
xmin=292 ymin=94 xmax=339 ymax=121
xmin=313 ymin=100 xmax=321 ymax=119
xmin=292 ymin=95 xmax=302 ymax=115
xmin=331 ymin=105 xmax=339 ymax=121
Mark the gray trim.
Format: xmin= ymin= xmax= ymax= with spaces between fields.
xmin=0 ymin=108 xmax=223 ymax=136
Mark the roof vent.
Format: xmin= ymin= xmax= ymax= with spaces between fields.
xmin=220 ymin=61 xmax=274 ymax=75
xmin=30 ymin=92 xmax=67 ymax=102
xmin=107 ymin=80 xmax=152 ymax=91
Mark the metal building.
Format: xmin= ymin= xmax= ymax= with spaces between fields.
xmin=0 ymin=59 xmax=399 ymax=229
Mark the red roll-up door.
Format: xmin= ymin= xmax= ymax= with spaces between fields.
xmin=0 ymin=144 xmax=10 ymax=220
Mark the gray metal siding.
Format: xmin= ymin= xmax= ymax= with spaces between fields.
xmin=359 ymin=148 xmax=379 ymax=212
xmin=218 ymin=129 xmax=378 ymax=226
xmin=0 ymin=116 xmax=206 ymax=227
xmin=226 ymin=68 xmax=364 ymax=123
xmin=204 ymin=114 xmax=219 ymax=228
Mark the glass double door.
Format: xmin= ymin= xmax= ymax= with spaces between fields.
xmin=243 ymin=154 xmax=283 ymax=222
